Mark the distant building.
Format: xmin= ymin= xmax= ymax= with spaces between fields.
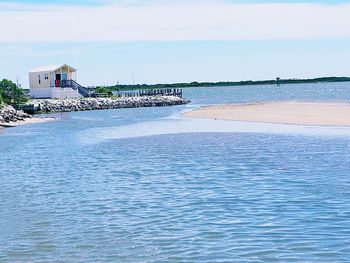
xmin=29 ymin=64 xmax=82 ymax=99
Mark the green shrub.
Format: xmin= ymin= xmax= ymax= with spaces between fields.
xmin=95 ymin=87 xmax=113 ymax=97
xmin=0 ymin=79 xmax=28 ymax=105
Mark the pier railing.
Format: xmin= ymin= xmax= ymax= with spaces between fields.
xmin=118 ymin=88 xmax=183 ymax=98
xmin=61 ymin=80 xmax=93 ymax=98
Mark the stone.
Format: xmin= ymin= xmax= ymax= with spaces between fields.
xmin=28 ymin=96 xmax=190 ymax=114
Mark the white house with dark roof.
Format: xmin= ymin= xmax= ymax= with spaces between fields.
xmin=29 ymin=64 xmax=88 ymax=99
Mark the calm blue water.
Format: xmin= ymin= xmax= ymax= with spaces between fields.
xmin=2 ymin=83 xmax=350 ymax=262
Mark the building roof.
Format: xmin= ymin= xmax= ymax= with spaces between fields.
xmin=29 ymin=64 xmax=77 ymax=73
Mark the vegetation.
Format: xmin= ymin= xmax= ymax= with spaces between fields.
xmin=95 ymin=86 xmax=113 ymax=97
xmin=104 ymin=76 xmax=350 ymax=91
xmin=0 ymin=79 xmax=28 ymax=105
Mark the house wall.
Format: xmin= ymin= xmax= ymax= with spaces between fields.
xmin=51 ymin=88 xmax=81 ymax=99
xmin=30 ymin=87 xmax=51 ymax=98
xmin=29 ymin=71 xmax=51 ymax=89
xmin=30 ymin=87 xmax=81 ymax=99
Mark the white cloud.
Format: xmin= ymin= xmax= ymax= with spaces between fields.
xmin=0 ymin=2 xmax=349 ymax=43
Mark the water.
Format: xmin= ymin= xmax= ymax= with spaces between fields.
xmin=1 ymin=82 xmax=350 ymax=262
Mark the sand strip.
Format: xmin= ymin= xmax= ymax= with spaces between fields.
xmin=184 ymin=102 xmax=350 ymax=126
xmin=0 ymin=117 xmax=57 ymax=127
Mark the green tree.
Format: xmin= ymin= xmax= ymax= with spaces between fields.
xmin=0 ymin=79 xmax=28 ymax=105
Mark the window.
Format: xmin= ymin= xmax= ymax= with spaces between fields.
xmin=44 ymin=73 xmax=49 ymax=80
xmin=38 ymin=74 xmax=41 ymax=84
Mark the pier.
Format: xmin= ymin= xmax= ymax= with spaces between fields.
xmin=118 ymin=88 xmax=183 ymax=98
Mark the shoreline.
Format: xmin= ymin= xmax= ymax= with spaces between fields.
xmin=1 ymin=96 xmax=190 ymax=128
xmin=0 ymin=104 xmax=58 ymax=128
xmin=0 ymin=117 xmax=57 ymax=127
xmin=184 ymin=101 xmax=350 ymax=127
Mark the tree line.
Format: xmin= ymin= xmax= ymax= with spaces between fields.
xmin=103 ymin=77 xmax=350 ymax=91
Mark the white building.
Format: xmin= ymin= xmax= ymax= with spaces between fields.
xmin=29 ymin=64 xmax=85 ymax=99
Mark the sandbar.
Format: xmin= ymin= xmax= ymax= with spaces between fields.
xmin=184 ymin=102 xmax=350 ymax=126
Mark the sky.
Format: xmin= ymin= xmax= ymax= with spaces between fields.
xmin=0 ymin=0 xmax=350 ymax=87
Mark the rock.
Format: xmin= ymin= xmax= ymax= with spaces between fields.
xmin=1 ymin=96 xmax=190 ymax=123
xmin=0 ymin=105 xmax=32 ymax=124
xmin=27 ymin=96 xmax=190 ymax=114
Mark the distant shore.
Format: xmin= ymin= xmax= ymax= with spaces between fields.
xmin=105 ymin=76 xmax=350 ymax=91
xmin=184 ymin=102 xmax=350 ymax=126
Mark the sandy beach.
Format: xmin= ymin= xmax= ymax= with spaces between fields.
xmin=0 ymin=117 xmax=56 ymax=127
xmin=184 ymin=102 xmax=350 ymax=126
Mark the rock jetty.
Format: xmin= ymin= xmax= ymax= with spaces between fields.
xmin=0 ymin=105 xmax=32 ymax=125
xmin=28 ymin=96 xmax=190 ymax=113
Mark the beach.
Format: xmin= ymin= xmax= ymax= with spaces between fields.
xmin=184 ymin=101 xmax=350 ymax=126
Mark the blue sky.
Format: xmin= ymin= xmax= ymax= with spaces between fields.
xmin=0 ymin=0 xmax=350 ymax=87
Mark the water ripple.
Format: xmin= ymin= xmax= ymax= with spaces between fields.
xmin=2 ymin=83 xmax=350 ymax=262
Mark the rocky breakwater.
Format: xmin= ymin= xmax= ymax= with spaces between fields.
xmin=30 ymin=96 xmax=190 ymax=113
xmin=0 ymin=105 xmax=32 ymax=126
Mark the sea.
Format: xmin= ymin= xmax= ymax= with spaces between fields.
xmin=1 ymin=82 xmax=350 ymax=262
